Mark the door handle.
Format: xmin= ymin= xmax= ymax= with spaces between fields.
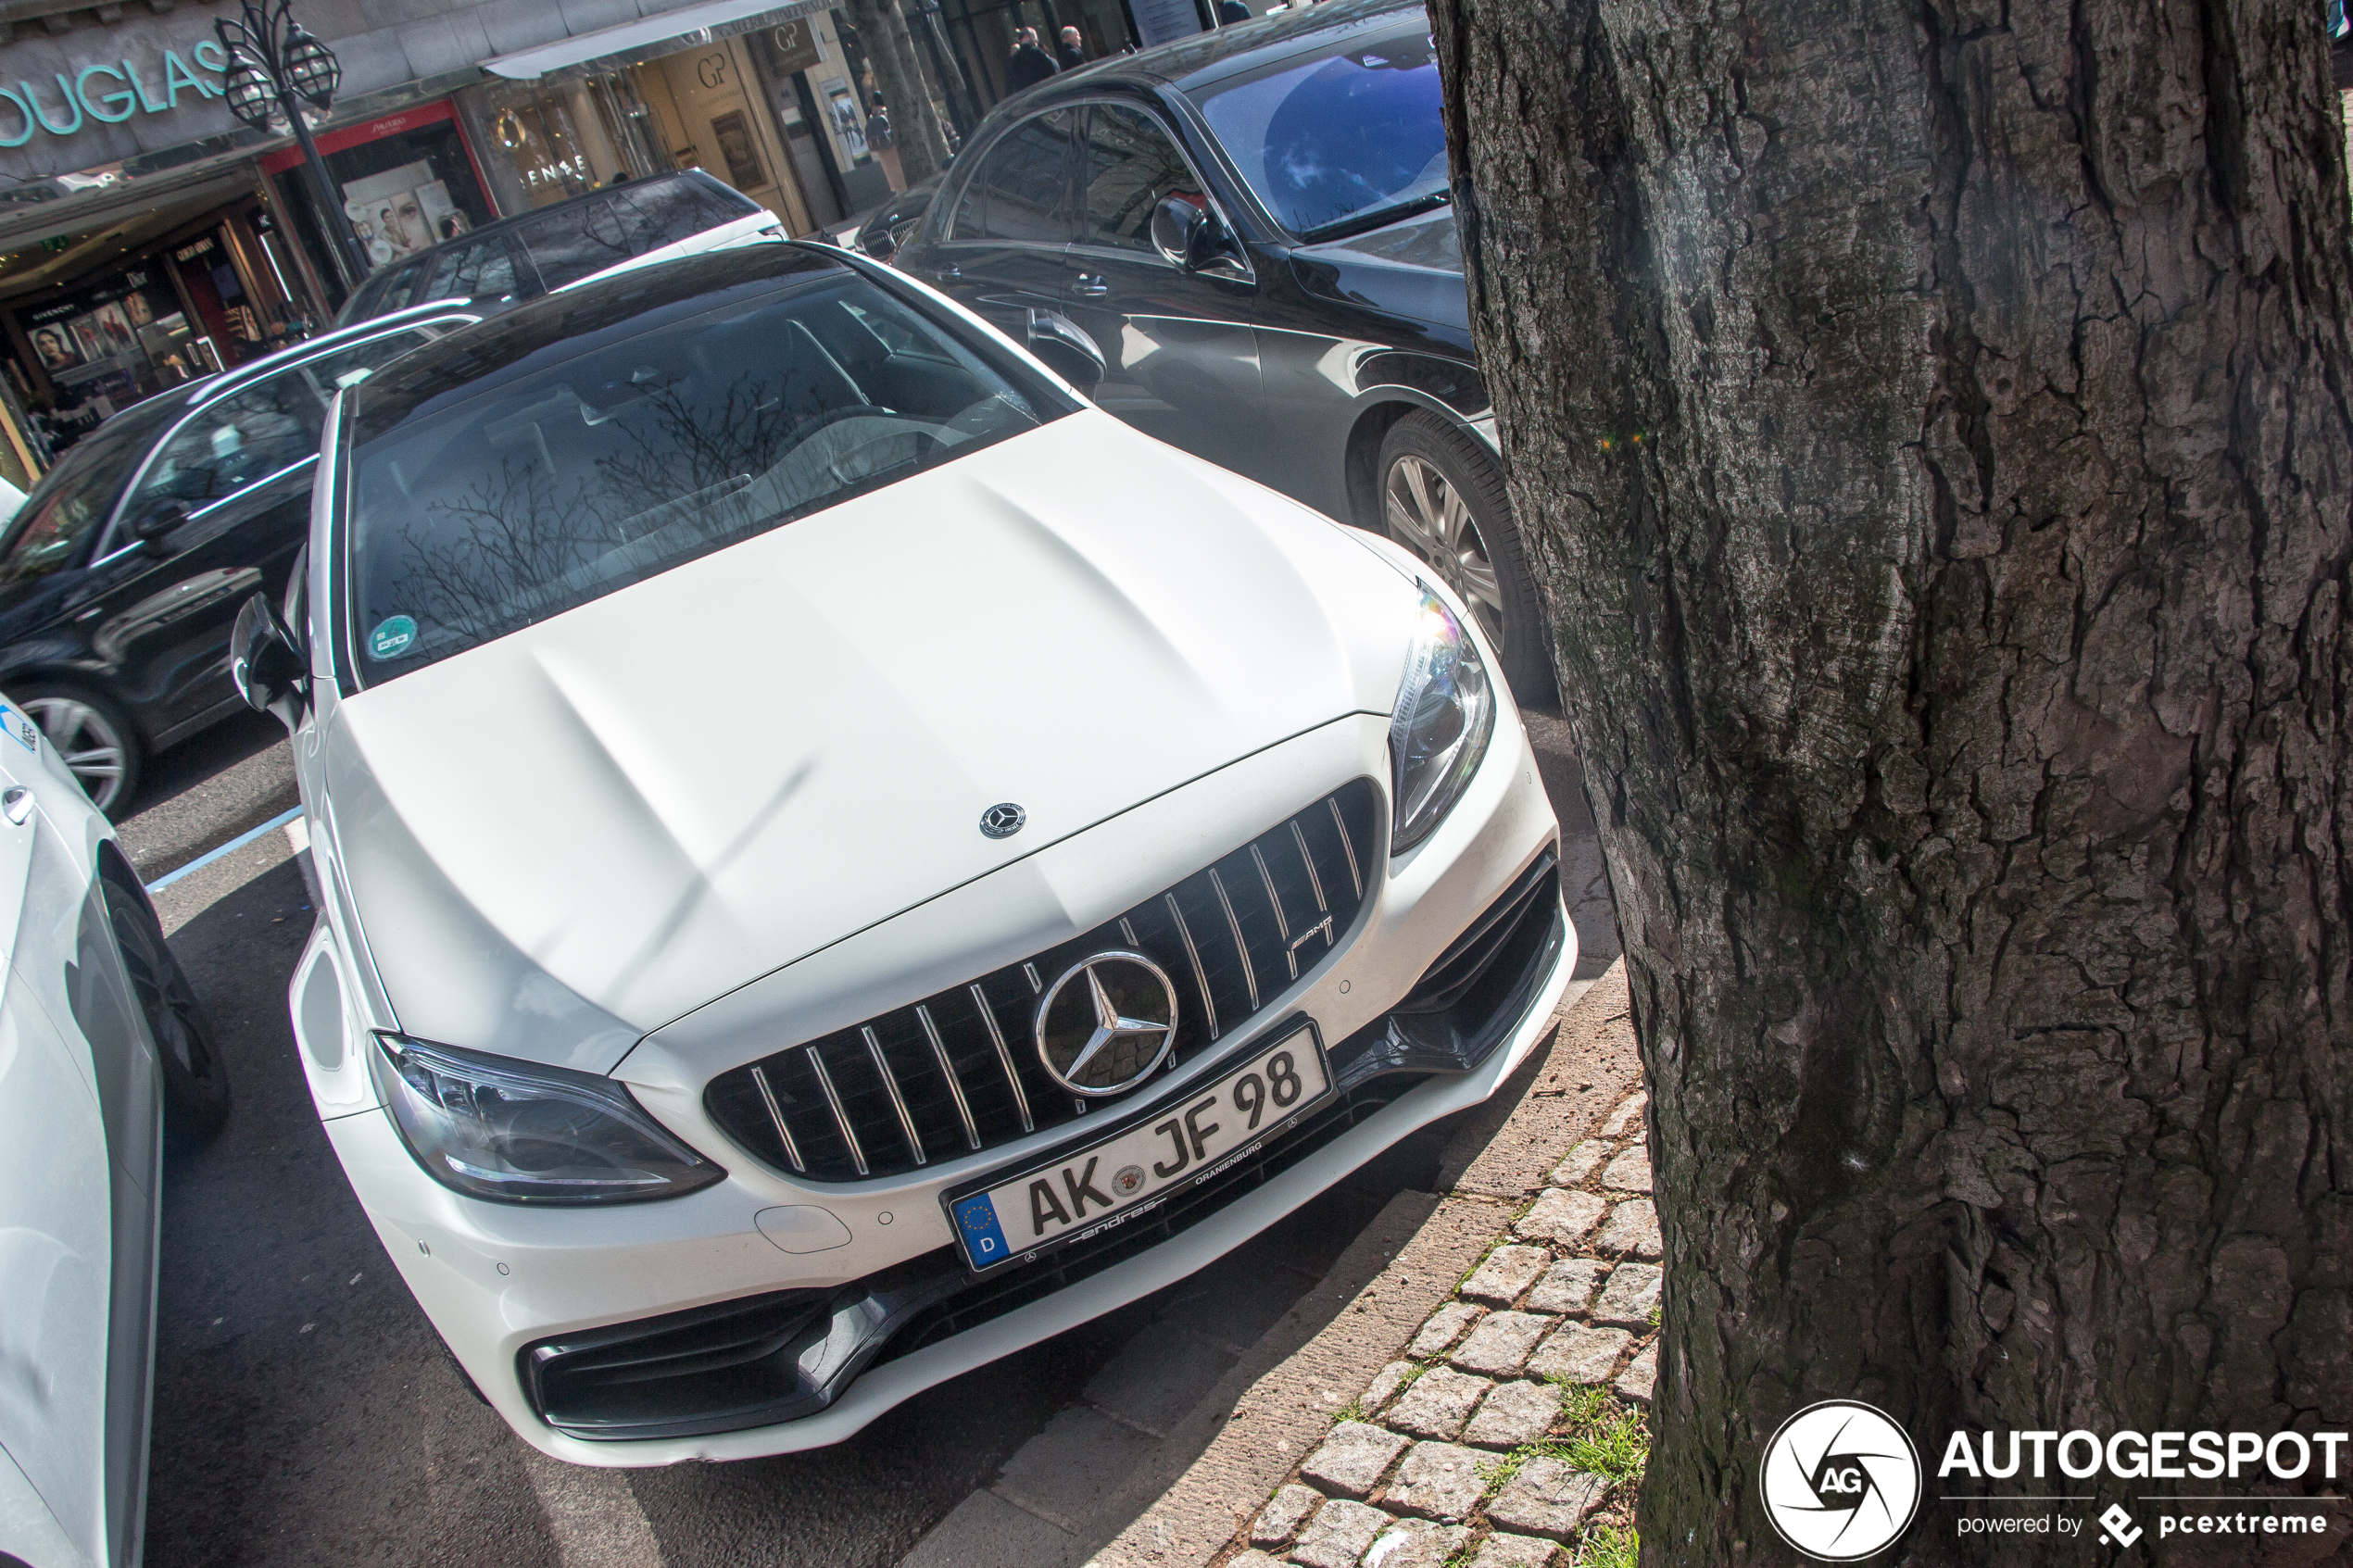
xmin=1072 ymin=274 xmax=1109 ymax=297
xmin=3 ymin=787 xmax=31 ymax=824
xmin=935 ymin=264 xmax=962 ymax=282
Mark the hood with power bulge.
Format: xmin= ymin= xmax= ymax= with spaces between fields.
xmin=323 ymin=415 xmax=1416 ymax=1071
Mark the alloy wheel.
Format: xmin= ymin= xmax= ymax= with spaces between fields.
xmin=1383 ymin=455 xmax=1506 ymax=646
xmin=21 ymin=695 xmax=128 ymax=813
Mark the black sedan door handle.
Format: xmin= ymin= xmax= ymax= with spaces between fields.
xmin=1072 ymin=274 xmax=1109 ymax=297
xmin=935 ymin=264 xmax=962 ymax=282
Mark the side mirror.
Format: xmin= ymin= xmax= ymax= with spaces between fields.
xmin=132 ymin=500 xmax=189 ymax=546
xmin=1026 ymin=309 xmax=1106 ymax=393
xmin=231 ymin=591 xmax=308 ymax=729
xmin=1150 ymin=196 xmax=1208 ymax=268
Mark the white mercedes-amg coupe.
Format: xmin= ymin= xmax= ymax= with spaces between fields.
xmin=233 ymin=239 xmax=1571 ymax=1464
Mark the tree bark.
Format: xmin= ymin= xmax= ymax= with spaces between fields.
xmin=1428 ymin=0 xmax=2353 ymax=1560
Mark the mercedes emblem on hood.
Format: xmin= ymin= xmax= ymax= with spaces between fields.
xmin=979 ymin=802 xmax=1026 ymax=839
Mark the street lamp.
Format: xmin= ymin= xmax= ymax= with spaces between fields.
xmin=215 ymin=0 xmax=372 ymax=284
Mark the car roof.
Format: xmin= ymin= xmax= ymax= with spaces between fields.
xmin=354 ymin=169 xmax=728 ymax=278
xmin=184 ymin=299 xmax=482 ymax=411
xmin=346 ymin=240 xmax=848 ymax=442
xmin=1007 ymin=0 xmax=1421 ymax=102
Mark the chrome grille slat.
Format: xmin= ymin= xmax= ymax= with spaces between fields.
xmin=1328 ymin=797 xmax=1364 ymax=898
xmin=862 ymin=1026 xmax=926 ymax=1166
xmin=1165 ymin=891 xmax=1218 ymax=1041
xmin=1208 ymin=866 xmax=1260 ymax=1010
xmin=1291 ymin=821 xmax=1329 ymax=916
xmin=749 ymin=1065 xmax=805 ymax=1173
xmin=707 ymin=781 xmax=1378 ymax=1181
xmin=804 ymin=1050 xmax=868 ymax=1177
xmin=1251 ymin=843 xmax=1297 ymax=980
xmin=918 ymin=1005 xmax=982 ymax=1151
xmin=973 ymin=983 xmax=1035 ymax=1135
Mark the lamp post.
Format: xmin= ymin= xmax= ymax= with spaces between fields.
xmin=215 ymin=0 xmax=372 ymax=286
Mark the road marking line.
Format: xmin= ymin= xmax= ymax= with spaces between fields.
xmin=144 ymin=807 xmax=304 ymax=893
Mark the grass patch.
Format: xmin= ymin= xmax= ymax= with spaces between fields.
xmin=1335 ymin=1398 xmax=1366 ymax=1424
xmin=1578 ymin=1524 xmax=1639 ymax=1567
xmin=1479 ymin=1392 xmax=1651 ymax=1499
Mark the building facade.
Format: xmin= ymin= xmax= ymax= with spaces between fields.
xmin=0 ymin=0 xmax=1199 ymax=481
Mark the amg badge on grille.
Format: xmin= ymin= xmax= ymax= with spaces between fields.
xmin=1034 ymin=952 xmax=1179 ymax=1096
xmin=979 ymin=802 xmax=1026 ymax=839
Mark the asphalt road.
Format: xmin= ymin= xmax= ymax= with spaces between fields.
xmin=130 ymin=705 xmax=1621 ymax=1568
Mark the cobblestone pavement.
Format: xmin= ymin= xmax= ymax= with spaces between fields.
xmin=1214 ymin=1088 xmax=1657 ymax=1568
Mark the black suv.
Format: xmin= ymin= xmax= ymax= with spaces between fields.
xmin=0 ymin=304 xmax=476 ymax=811
xmin=335 ymin=170 xmax=779 ymax=329
xmin=893 ymin=0 xmax=1550 ymax=699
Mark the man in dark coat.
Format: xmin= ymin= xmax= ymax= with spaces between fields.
xmin=1057 ymin=26 xmax=1088 ymax=71
xmin=1217 ymin=0 xmax=1252 ymax=21
xmin=1005 ymin=28 xmax=1058 ymax=93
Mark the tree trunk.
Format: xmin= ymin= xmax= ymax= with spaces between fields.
xmin=844 ymin=0 xmax=953 ymax=184
xmin=1428 ymin=0 xmax=2353 ymax=1559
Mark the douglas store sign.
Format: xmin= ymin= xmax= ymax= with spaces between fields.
xmin=0 ymin=39 xmax=228 ymax=144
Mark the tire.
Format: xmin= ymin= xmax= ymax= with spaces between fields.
xmin=1375 ymin=411 xmax=1556 ymax=705
xmin=17 ymin=685 xmax=141 ymax=817
xmin=102 ymin=872 xmax=229 ymax=1139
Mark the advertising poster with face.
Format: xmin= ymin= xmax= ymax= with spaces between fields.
xmin=31 ymin=324 xmax=81 ymax=371
xmin=344 ymin=161 xmax=438 ymax=269
xmin=88 ymin=301 xmax=137 ymax=358
xmin=416 ymin=181 xmax=468 ymax=243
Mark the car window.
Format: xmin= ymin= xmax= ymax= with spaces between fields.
xmin=950 ymin=109 xmax=1076 ymax=245
xmin=0 ymin=400 xmax=172 ymax=584
xmin=373 ymin=260 xmax=429 ymax=315
xmin=298 ymin=328 xmax=445 ymax=397
xmin=120 ymin=374 xmax=325 ymax=530
xmin=417 ymin=238 xmax=518 ymax=305
xmin=1189 ymin=24 xmax=1447 ymax=239
xmin=621 ymin=174 xmax=761 ymax=250
xmin=520 ymin=199 xmax=635 ymax=291
xmin=347 ymin=270 xmax=1072 ymax=680
xmin=1080 ymin=106 xmax=1206 ymax=255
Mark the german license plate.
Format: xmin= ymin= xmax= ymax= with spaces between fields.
xmin=946 ymin=1022 xmax=1331 ymax=1272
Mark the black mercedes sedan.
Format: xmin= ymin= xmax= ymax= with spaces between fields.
xmin=0 ymin=302 xmax=476 ymax=811
xmin=892 ymin=0 xmax=1551 ymax=699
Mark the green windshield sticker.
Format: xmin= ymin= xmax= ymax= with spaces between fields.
xmin=369 ymin=615 xmax=418 ymax=659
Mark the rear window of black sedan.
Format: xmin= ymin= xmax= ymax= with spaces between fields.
xmin=344 ymin=257 xmax=1072 ymax=680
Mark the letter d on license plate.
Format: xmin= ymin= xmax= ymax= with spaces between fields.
xmin=946 ymin=1023 xmax=1330 ymax=1271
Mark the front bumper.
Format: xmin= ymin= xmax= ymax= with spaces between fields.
xmin=311 ymin=707 xmax=1568 ymax=1464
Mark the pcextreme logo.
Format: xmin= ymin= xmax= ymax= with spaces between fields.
xmin=1761 ymin=1401 xmax=1923 ymax=1562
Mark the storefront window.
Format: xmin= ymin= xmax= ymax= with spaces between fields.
xmin=268 ymin=104 xmax=496 ymax=290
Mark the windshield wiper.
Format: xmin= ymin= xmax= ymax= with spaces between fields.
xmin=1297 ymin=189 xmax=1452 ymax=246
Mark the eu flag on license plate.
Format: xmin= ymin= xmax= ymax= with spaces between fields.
xmin=952 ymin=1193 xmax=1011 ymax=1264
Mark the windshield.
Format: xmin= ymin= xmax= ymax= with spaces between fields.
xmin=1189 ymin=24 xmax=1446 ymax=240
xmin=346 ymin=270 xmax=1066 ymax=680
xmin=0 ymin=395 xmax=180 ymax=586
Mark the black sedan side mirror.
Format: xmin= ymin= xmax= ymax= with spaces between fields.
xmin=131 ymin=500 xmax=189 ymax=546
xmin=232 ymin=591 xmax=308 ymax=728
xmin=1026 ymin=309 xmax=1106 ymax=394
xmin=1151 ymin=197 xmax=1243 ymax=275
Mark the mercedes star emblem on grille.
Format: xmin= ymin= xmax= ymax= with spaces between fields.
xmin=979 ymin=802 xmax=1026 ymax=839
xmin=1033 ymin=951 xmax=1179 ymax=1096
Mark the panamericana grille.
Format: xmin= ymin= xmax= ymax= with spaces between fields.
xmin=704 ymin=779 xmax=1383 ymax=1183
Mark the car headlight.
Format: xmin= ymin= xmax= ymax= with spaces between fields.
xmin=1389 ymin=585 xmax=1496 ymax=854
xmin=371 ymin=1034 xmax=724 ymax=1204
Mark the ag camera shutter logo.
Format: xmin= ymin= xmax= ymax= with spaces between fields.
xmin=1762 ymin=1400 xmax=1923 ymax=1561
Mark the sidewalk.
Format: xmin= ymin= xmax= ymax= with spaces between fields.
xmin=1075 ymin=961 xmax=1654 ymax=1568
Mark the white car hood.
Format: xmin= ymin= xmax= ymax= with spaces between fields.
xmin=329 ymin=413 xmax=1416 ymax=1067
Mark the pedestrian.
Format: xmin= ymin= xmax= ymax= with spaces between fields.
xmin=1057 ymin=25 xmax=1088 ymax=71
xmin=1217 ymin=0 xmax=1251 ymax=20
xmin=864 ymin=92 xmax=905 ymax=192
xmin=1005 ymin=26 xmax=1058 ymax=93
